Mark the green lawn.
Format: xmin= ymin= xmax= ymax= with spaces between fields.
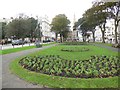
xmin=1 ymin=45 xmax=35 ymax=55
xmin=10 ymin=58 xmax=118 ymax=88
xmin=0 ymin=42 xmax=56 ymax=55
xmin=31 ymin=45 xmax=118 ymax=60
xmin=10 ymin=44 xmax=119 ymax=88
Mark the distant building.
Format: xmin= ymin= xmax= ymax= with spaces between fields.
xmin=67 ymin=31 xmax=79 ymax=41
xmin=38 ymin=15 xmax=55 ymax=41
xmin=0 ymin=18 xmax=12 ymax=24
xmin=0 ymin=16 xmax=55 ymax=42
xmin=94 ymin=19 xmax=119 ymax=43
xmin=94 ymin=2 xmax=120 ymax=43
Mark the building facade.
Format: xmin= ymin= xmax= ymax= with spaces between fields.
xmin=38 ymin=16 xmax=55 ymax=41
xmin=94 ymin=19 xmax=119 ymax=43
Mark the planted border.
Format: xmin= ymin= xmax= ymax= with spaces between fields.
xmin=19 ymin=55 xmax=119 ymax=78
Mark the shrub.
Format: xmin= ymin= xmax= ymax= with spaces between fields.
xmin=61 ymin=47 xmax=90 ymax=52
xmin=62 ymin=42 xmax=87 ymax=45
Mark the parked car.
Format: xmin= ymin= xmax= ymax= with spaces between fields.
xmin=12 ymin=40 xmax=25 ymax=45
xmin=24 ymin=39 xmax=31 ymax=43
xmin=43 ymin=39 xmax=54 ymax=43
xmin=43 ymin=40 xmax=50 ymax=43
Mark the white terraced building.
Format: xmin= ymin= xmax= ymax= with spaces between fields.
xmin=77 ymin=18 xmax=119 ymax=43
xmin=94 ymin=19 xmax=119 ymax=44
xmin=94 ymin=2 xmax=120 ymax=43
xmin=38 ymin=15 xmax=55 ymax=41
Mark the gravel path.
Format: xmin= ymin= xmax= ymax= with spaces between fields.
xmin=2 ymin=44 xmax=57 ymax=88
xmin=91 ymin=43 xmax=120 ymax=52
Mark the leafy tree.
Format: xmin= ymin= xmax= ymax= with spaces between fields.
xmin=75 ymin=15 xmax=98 ymax=42
xmin=104 ymin=2 xmax=120 ymax=44
xmin=26 ymin=17 xmax=37 ymax=38
xmin=51 ymin=14 xmax=70 ymax=42
xmin=83 ymin=9 xmax=100 ymax=42
xmin=74 ymin=18 xmax=87 ymax=42
xmin=6 ymin=15 xmax=37 ymax=39
xmin=80 ymin=21 xmax=92 ymax=42
xmin=0 ymin=22 xmax=7 ymax=39
xmin=83 ymin=2 xmax=113 ymax=43
xmin=6 ymin=18 xmax=27 ymax=39
xmin=74 ymin=1 xmax=120 ymax=43
xmin=75 ymin=17 xmax=90 ymax=42
xmin=0 ymin=22 xmax=2 ymax=39
xmin=91 ymin=1 xmax=120 ymax=44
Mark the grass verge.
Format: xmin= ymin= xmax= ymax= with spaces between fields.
xmin=10 ymin=44 xmax=119 ymax=88
xmin=10 ymin=57 xmax=118 ymax=88
xmin=0 ymin=42 xmax=56 ymax=55
xmin=29 ymin=45 xmax=118 ymax=60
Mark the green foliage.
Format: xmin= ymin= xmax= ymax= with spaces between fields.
xmin=61 ymin=47 xmax=89 ymax=52
xmin=51 ymin=14 xmax=70 ymax=42
xmin=0 ymin=22 xmax=7 ymax=39
xmin=76 ymin=2 xmax=120 ymax=43
xmin=6 ymin=15 xmax=37 ymax=39
xmin=51 ymin=14 xmax=70 ymax=32
xmin=62 ymin=42 xmax=87 ymax=45
xmin=19 ymin=55 xmax=119 ymax=78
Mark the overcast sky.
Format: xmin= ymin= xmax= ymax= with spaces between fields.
xmin=0 ymin=0 xmax=94 ymax=23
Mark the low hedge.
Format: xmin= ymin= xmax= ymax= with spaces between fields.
xmin=62 ymin=42 xmax=87 ymax=45
xmin=61 ymin=47 xmax=89 ymax=52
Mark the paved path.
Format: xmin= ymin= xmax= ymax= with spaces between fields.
xmin=1 ymin=42 xmax=52 ymax=50
xmin=91 ymin=43 xmax=120 ymax=52
xmin=2 ymin=44 xmax=57 ymax=88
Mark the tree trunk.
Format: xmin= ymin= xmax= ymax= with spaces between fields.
xmin=101 ymin=30 xmax=105 ymax=43
xmin=92 ymin=31 xmax=95 ymax=42
xmin=114 ymin=19 xmax=118 ymax=44
xmin=115 ymin=25 xmax=118 ymax=44
xmin=55 ymin=33 xmax=58 ymax=42
xmin=82 ymin=33 xmax=86 ymax=42
xmin=60 ymin=33 xmax=63 ymax=43
xmin=99 ymin=25 xmax=105 ymax=43
xmin=62 ymin=35 xmax=63 ymax=42
xmin=82 ymin=35 xmax=85 ymax=42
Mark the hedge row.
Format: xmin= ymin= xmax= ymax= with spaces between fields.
xmin=61 ymin=47 xmax=89 ymax=52
xmin=62 ymin=42 xmax=88 ymax=45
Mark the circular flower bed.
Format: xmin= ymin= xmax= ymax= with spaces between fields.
xmin=19 ymin=55 xmax=119 ymax=78
xmin=61 ymin=47 xmax=90 ymax=52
